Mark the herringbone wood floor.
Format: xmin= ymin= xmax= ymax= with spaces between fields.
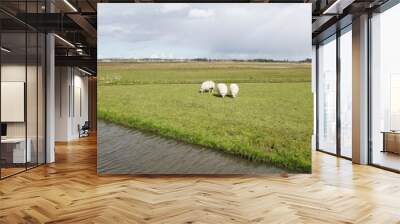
xmin=1 ymin=135 xmax=400 ymax=224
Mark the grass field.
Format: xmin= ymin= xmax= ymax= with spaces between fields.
xmin=98 ymin=62 xmax=312 ymax=172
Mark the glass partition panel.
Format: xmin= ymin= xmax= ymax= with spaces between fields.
xmin=1 ymin=31 xmax=27 ymax=178
xmin=27 ymin=31 xmax=38 ymax=169
xmin=318 ymin=36 xmax=337 ymax=154
xmin=339 ymin=27 xmax=352 ymax=158
xmin=26 ymin=0 xmax=42 ymax=169
xmin=371 ymin=3 xmax=400 ymax=171
xmin=0 ymin=1 xmax=46 ymax=179
xmin=38 ymin=32 xmax=45 ymax=165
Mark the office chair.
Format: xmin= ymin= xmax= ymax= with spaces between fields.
xmin=79 ymin=121 xmax=90 ymax=138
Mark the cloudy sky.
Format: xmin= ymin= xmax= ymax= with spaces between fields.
xmin=98 ymin=3 xmax=311 ymax=60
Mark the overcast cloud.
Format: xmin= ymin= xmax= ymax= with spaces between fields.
xmin=98 ymin=3 xmax=311 ymax=60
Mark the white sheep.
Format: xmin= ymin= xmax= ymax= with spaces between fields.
xmin=199 ymin=80 xmax=215 ymax=93
xmin=216 ymin=83 xmax=228 ymax=98
xmin=229 ymin=83 xmax=239 ymax=98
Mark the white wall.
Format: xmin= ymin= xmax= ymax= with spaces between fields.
xmin=55 ymin=67 xmax=89 ymax=141
xmin=1 ymin=65 xmax=39 ymax=138
xmin=55 ymin=67 xmax=70 ymax=141
xmin=75 ymin=73 xmax=89 ymax=130
xmin=1 ymin=63 xmax=46 ymax=164
xmin=1 ymin=65 xmax=26 ymax=140
xmin=1 ymin=64 xmax=26 ymax=81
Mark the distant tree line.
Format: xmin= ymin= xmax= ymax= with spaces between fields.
xmin=99 ymin=58 xmax=312 ymax=63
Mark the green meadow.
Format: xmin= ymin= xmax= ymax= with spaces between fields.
xmin=98 ymin=62 xmax=312 ymax=172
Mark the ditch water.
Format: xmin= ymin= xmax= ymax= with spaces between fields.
xmin=97 ymin=120 xmax=285 ymax=175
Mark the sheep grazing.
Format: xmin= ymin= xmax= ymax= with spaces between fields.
xmin=199 ymin=80 xmax=215 ymax=93
xmin=216 ymin=83 xmax=228 ymax=98
xmin=229 ymin=83 xmax=239 ymax=98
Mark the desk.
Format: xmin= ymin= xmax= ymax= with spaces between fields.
xmin=382 ymin=131 xmax=400 ymax=154
xmin=1 ymin=138 xmax=31 ymax=163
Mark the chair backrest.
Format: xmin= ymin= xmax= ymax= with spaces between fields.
xmin=82 ymin=121 xmax=90 ymax=129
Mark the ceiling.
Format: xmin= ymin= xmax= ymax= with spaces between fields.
xmin=310 ymin=0 xmax=391 ymax=43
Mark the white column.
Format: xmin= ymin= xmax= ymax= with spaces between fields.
xmin=45 ymin=0 xmax=56 ymax=163
xmin=46 ymin=32 xmax=55 ymax=163
xmin=352 ymin=14 xmax=369 ymax=164
xmin=312 ymin=45 xmax=317 ymax=151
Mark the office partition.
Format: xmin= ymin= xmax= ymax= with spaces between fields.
xmin=317 ymin=35 xmax=337 ymax=155
xmin=370 ymin=3 xmax=400 ymax=171
xmin=315 ymin=22 xmax=353 ymax=159
xmin=339 ymin=26 xmax=352 ymax=158
xmin=0 ymin=1 xmax=47 ymax=179
xmin=0 ymin=31 xmax=28 ymax=177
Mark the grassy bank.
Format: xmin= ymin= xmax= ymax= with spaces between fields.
xmin=98 ymin=62 xmax=312 ymax=172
